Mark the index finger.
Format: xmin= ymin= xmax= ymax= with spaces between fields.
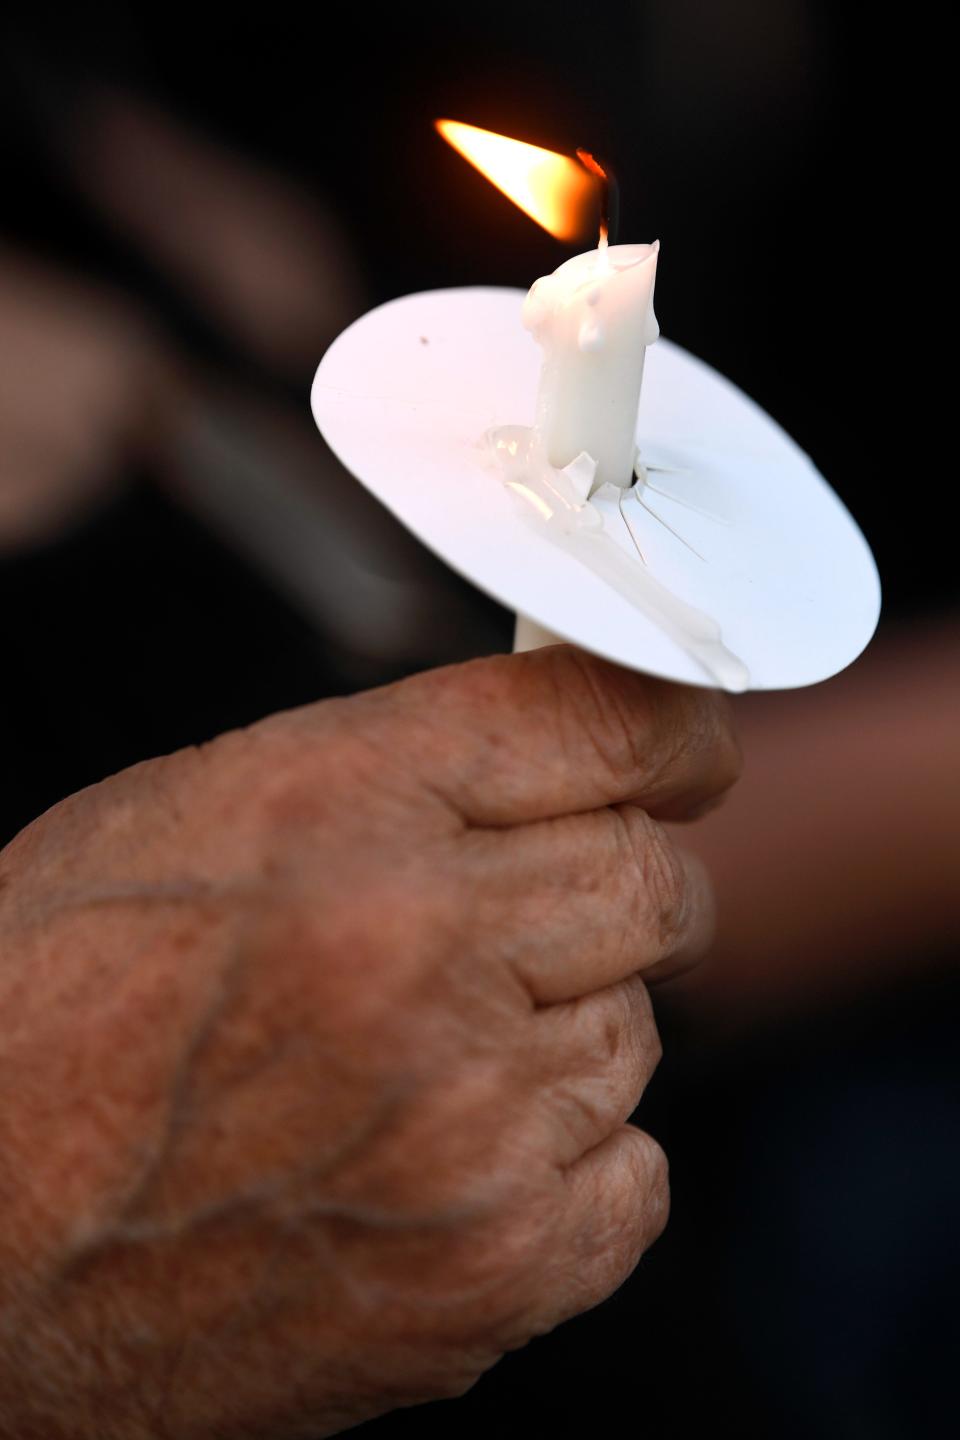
xmin=386 ymin=645 xmax=741 ymax=827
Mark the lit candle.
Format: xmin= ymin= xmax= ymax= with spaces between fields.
xmin=513 ymin=233 xmax=661 ymax=655
xmin=436 ymin=121 xmax=659 ymax=494
xmin=313 ymin=127 xmax=881 ymax=694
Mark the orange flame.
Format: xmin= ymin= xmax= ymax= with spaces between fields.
xmin=574 ymin=148 xmax=607 ymax=182
xmin=435 ymin=119 xmax=597 ymax=241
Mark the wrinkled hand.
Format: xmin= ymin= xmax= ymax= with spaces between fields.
xmin=0 ymin=647 xmax=739 ymax=1440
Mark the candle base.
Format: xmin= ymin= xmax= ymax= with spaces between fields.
xmin=513 ymin=614 xmax=565 ymax=653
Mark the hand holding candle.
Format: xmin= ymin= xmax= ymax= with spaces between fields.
xmin=0 ymin=647 xmax=738 ymax=1436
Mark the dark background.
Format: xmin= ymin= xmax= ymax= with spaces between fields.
xmin=1 ymin=5 xmax=955 ymax=1437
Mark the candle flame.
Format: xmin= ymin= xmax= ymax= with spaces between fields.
xmin=435 ymin=119 xmax=597 ymax=241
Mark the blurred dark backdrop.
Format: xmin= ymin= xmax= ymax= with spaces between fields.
xmin=1 ymin=5 xmax=955 ymax=1438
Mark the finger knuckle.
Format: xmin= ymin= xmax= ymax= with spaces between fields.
xmin=598 ymin=980 xmax=636 ymax=1063
xmin=615 ymin=807 xmax=689 ymax=951
xmin=643 ymin=1144 xmax=671 ymax=1243
xmin=553 ymin=649 xmax=652 ymax=784
xmin=632 ymin=988 xmax=664 ymax=1075
xmin=637 ymin=1131 xmax=670 ymax=1209
xmin=645 ymin=836 xmax=688 ymax=949
xmin=669 ymin=690 xmax=743 ymax=797
xmin=423 ymin=654 xmax=517 ymax=723
xmin=627 ymin=1121 xmax=667 ymax=1183
xmin=400 ymin=658 xmax=522 ymax=807
xmin=570 ymin=1132 xmax=671 ymax=1302
xmin=615 ymin=1130 xmax=671 ymax=1254
xmin=621 ymin=969 xmax=656 ymax=1023
xmin=611 ymin=975 xmax=659 ymax=1068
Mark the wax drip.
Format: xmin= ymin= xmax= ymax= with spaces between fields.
xmin=485 ymin=425 xmax=750 ymax=692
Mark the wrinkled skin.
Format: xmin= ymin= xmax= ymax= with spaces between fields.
xmin=0 ymin=647 xmax=739 ymax=1440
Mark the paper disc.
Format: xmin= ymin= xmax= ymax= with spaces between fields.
xmin=312 ymin=287 xmax=880 ymax=690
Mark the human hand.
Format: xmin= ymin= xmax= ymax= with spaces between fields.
xmin=0 ymin=647 xmax=739 ymax=1439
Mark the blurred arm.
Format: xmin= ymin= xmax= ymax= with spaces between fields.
xmin=668 ymin=616 xmax=960 ymax=1021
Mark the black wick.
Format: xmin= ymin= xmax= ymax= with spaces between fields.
xmin=575 ymin=148 xmax=620 ymax=247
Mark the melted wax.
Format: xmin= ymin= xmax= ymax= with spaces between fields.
xmin=486 ymin=425 xmax=749 ymax=692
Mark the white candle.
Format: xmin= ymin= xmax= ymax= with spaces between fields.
xmin=522 ymin=241 xmax=660 ymax=490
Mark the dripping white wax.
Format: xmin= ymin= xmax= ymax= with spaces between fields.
xmin=522 ymin=242 xmax=660 ymax=490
